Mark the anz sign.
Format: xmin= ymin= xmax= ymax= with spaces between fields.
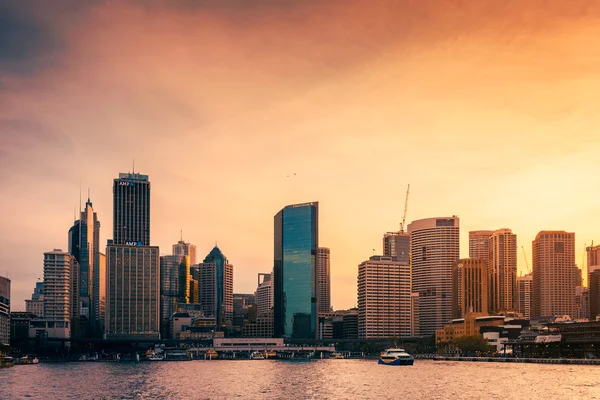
xmin=125 ymin=241 xmax=143 ymax=246
xmin=119 ymin=181 xmax=135 ymax=187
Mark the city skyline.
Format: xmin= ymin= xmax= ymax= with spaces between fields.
xmin=3 ymin=0 xmax=600 ymax=312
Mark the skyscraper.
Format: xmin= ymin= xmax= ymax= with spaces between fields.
xmin=68 ymin=197 xmax=101 ymax=333
xmin=408 ymin=216 xmax=460 ymax=336
xmin=517 ymin=273 xmax=533 ymax=319
xmin=173 ymin=240 xmax=197 ymax=266
xmin=469 ymin=230 xmax=493 ymax=260
xmin=590 ymin=269 xmax=600 ymax=321
xmin=160 ymin=253 xmax=190 ymax=337
xmin=197 ymin=246 xmax=233 ymax=328
xmin=358 ymin=256 xmax=414 ymax=339
xmin=488 ymin=229 xmax=517 ymax=314
xmin=383 ymin=232 xmax=410 ymax=264
xmin=256 ymin=273 xmax=273 ymax=316
xmin=105 ymin=172 xmax=160 ymax=339
xmin=274 ymin=202 xmax=319 ymax=339
xmin=587 ymin=244 xmax=600 ymax=287
xmin=532 ymin=231 xmax=577 ymax=318
xmin=25 ymin=282 xmax=44 ymax=317
xmin=317 ymin=247 xmax=331 ymax=313
xmin=0 ymin=275 xmax=10 ymax=346
xmin=452 ymin=258 xmax=488 ymax=319
xmin=43 ymin=249 xmax=74 ymax=338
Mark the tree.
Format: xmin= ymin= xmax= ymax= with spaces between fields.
xmin=452 ymin=335 xmax=494 ymax=355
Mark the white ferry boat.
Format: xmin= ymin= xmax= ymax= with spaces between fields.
xmin=250 ymin=351 xmax=266 ymax=360
xmin=378 ymin=348 xmax=414 ymax=366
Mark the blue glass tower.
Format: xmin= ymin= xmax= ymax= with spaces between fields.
xmin=274 ymin=202 xmax=319 ymax=339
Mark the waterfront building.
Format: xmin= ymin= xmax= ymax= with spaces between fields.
xmin=435 ymin=314 xmax=505 ymax=348
xmin=105 ymin=172 xmax=160 ymax=340
xmin=317 ymin=248 xmax=331 ymax=313
xmin=241 ymin=310 xmax=274 ymax=338
xmin=532 ymin=231 xmax=577 ymax=318
xmin=517 ymin=274 xmax=533 ymax=319
xmin=469 ymin=230 xmax=493 ymax=261
xmin=25 ymin=282 xmax=44 ymax=317
xmin=256 ymin=273 xmax=273 ymax=316
xmin=43 ymin=249 xmax=74 ymax=338
xmin=0 ymin=276 xmax=10 ymax=345
xmin=383 ymin=232 xmax=410 ymax=264
xmin=452 ymin=258 xmax=488 ymax=319
xmin=160 ymin=254 xmax=190 ymax=338
xmin=274 ymin=202 xmax=319 ymax=339
xmin=173 ymin=240 xmax=197 ymax=266
xmin=68 ymin=197 xmax=102 ymax=337
xmin=591 ymin=270 xmax=600 ymax=321
xmin=488 ymin=229 xmax=518 ymax=314
xmin=358 ymin=255 xmax=414 ymax=339
xmin=575 ymin=286 xmax=590 ymax=320
xmin=197 ymin=246 xmax=233 ymax=328
xmin=408 ymin=216 xmax=460 ymax=335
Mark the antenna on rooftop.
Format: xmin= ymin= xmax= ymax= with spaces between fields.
xmin=133 ymin=159 xmax=135 ymax=174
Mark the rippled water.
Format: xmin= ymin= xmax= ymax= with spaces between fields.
xmin=2 ymin=360 xmax=600 ymax=399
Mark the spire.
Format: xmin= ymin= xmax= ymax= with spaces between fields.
xmin=133 ymin=158 xmax=135 ymax=174
xmin=87 ymin=187 xmax=90 ymax=203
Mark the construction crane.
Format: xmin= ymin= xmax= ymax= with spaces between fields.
xmin=521 ymin=246 xmax=531 ymax=275
xmin=399 ymin=184 xmax=410 ymax=233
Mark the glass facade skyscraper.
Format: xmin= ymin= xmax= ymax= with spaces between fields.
xmin=112 ymin=172 xmax=150 ymax=246
xmin=274 ymin=202 xmax=319 ymax=339
xmin=160 ymin=254 xmax=190 ymax=338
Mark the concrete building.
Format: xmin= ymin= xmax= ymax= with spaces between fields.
xmin=105 ymin=171 xmax=160 ymax=340
xmin=274 ymin=202 xmax=319 ymax=339
xmin=488 ymin=229 xmax=517 ymax=314
xmin=532 ymin=231 xmax=577 ymax=318
xmin=590 ymin=270 xmax=600 ymax=321
xmin=587 ymin=244 xmax=600 ymax=287
xmin=173 ymin=240 xmax=197 ymax=266
xmin=317 ymin=247 xmax=331 ymax=313
xmin=469 ymin=230 xmax=493 ymax=261
xmin=197 ymin=246 xmax=233 ymax=328
xmin=43 ymin=249 xmax=74 ymax=339
xmin=25 ymin=282 xmax=44 ymax=317
xmin=575 ymin=286 xmax=590 ymax=320
xmin=383 ymin=232 xmax=410 ymax=264
xmin=452 ymin=258 xmax=488 ymax=319
xmin=0 ymin=276 xmax=10 ymax=346
xmin=517 ymin=273 xmax=533 ymax=319
xmin=241 ymin=310 xmax=274 ymax=338
xmin=409 ymin=216 xmax=460 ymax=336
xmin=358 ymin=255 xmax=414 ymax=339
xmin=160 ymin=254 xmax=190 ymax=338
xmin=256 ymin=273 xmax=273 ymax=316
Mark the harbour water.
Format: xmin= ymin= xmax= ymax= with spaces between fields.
xmin=2 ymin=359 xmax=599 ymax=399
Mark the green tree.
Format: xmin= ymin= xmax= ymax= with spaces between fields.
xmin=452 ymin=335 xmax=494 ymax=355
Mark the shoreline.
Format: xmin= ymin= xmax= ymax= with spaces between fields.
xmin=417 ymin=356 xmax=600 ymax=365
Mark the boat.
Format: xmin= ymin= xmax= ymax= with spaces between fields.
xmin=15 ymin=356 xmax=32 ymax=365
xmin=250 ymin=351 xmax=266 ymax=360
xmin=265 ymin=350 xmax=277 ymax=359
xmin=147 ymin=353 xmax=164 ymax=361
xmin=205 ymin=349 xmax=218 ymax=360
xmin=330 ymin=352 xmax=344 ymax=359
xmin=378 ymin=348 xmax=414 ymax=366
xmin=1 ymin=356 xmax=15 ymax=368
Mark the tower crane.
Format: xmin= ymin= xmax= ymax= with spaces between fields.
xmin=399 ymin=184 xmax=410 ymax=233
xmin=521 ymin=246 xmax=531 ymax=275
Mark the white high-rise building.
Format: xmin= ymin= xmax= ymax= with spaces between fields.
xmin=317 ymin=247 xmax=331 ymax=313
xmin=408 ymin=217 xmax=460 ymax=336
xmin=43 ymin=249 xmax=74 ymax=338
xmin=517 ymin=273 xmax=533 ymax=319
xmin=256 ymin=273 xmax=273 ymax=316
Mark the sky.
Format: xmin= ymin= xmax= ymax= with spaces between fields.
xmin=1 ymin=0 xmax=600 ymax=311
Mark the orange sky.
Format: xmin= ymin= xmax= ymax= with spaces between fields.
xmin=1 ymin=0 xmax=600 ymax=310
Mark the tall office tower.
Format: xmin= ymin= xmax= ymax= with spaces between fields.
xmin=587 ymin=244 xmax=600 ymax=286
xmin=97 ymin=252 xmax=106 ymax=333
xmin=590 ymin=269 xmax=600 ymax=321
xmin=173 ymin=240 xmax=197 ymax=266
xmin=574 ymin=286 xmax=590 ymax=320
xmin=517 ymin=274 xmax=533 ymax=319
xmin=357 ymin=255 xmax=414 ymax=339
xmin=408 ymin=216 xmax=460 ymax=336
xmin=189 ymin=279 xmax=199 ymax=304
xmin=256 ymin=273 xmax=274 ymax=316
xmin=317 ymin=247 xmax=331 ymax=313
xmin=160 ymin=254 xmax=190 ymax=337
xmin=274 ymin=202 xmax=319 ymax=339
xmin=452 ymin=258 xmax=488 ymax=319
xmin=532 ymin=231 xmax=577 ymax=318
xmin=106 ymin=172 xmax=160 ymax=339
xmin=198 ymin=246 xmax=233 ymax=328
xmin=488 ymin=229 xmax=517 ymax=314
xmin=68 ymin=197 xmax=101 ymax=331
xmin=383 ymin=232 xmax=410 ymax=264
xmin=0 ymin=276 xmax=10 ymax=346
xmin=43 ymin=250 xmax=74 ymax=337
xmin=469 ymin=231 xmax=493 ymax=260
xmin=25 ymin=282 xmax=45 ymax=317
